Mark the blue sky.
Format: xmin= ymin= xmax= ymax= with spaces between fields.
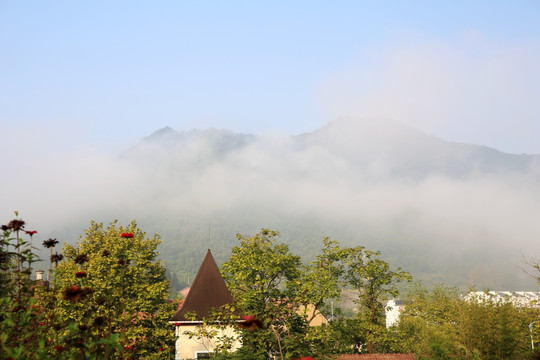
xmin=1 ymin=2 xmax=540 ymax=288
xmin=1 ymin=1 xmax=539 ymax=153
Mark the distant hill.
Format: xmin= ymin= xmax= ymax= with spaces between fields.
xmin=296 ymin=117 xmax=538 ymax=178
xmin=111 ymin=118 xmax=540 ymax=293
xmin=126 ymin=118 xmax=539 ymax=180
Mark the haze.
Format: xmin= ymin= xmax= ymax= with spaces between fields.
xmin=1 ymin=2 xmax=539 ymax=289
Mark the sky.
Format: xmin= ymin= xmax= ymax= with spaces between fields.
xmin=1 ymin=1 xmax=539 ymax=155
xmin=1 ymin=1 xmax=539 ymax=288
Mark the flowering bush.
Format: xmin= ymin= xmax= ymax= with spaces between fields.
xmin=0 ymin=214 xmax=176 ymax=360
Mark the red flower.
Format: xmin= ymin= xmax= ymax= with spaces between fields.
xmin=121 ymin=232 xmax=134 ymax=238
xmin=62 ymin=285 xmax=84 ymax=302
xmin=54 ymin=345 xmax=64 ymax=351
xmin=159 ymin=347 xmax=167 ymax=351
xmin=240 ymin=315 xmax=263 ymax=331
xmin=39 ymin=322 xmax=46 ymax=326
xmin=25 ymin=230 xmax=37 ymax=236
xmin=125 ymin=345 xmax=134 ymax=350
xmin=75 ymin=271 xmax=87 ymax=278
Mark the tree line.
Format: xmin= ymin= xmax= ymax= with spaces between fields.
xmin=1 ymin=214 xmax=539 ymax=359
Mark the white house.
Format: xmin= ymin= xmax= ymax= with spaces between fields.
xmin=385 ymin=299 xmax=405 ymax=328
xmin=385 ymin=291 xmax=540 ymax=329
xmin=464 ymin=291 xmax=540 ymax=307
xmin=169 ymin=250 xmax=242 ymax=360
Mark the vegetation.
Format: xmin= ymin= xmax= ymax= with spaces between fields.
xmin=0 ymin=214 xmax=176 ymax=359
xmin=48 ymin=220 xmax=177 ymax=359
xmin=220 ymin=229 xmax=317 ymax=359
xmin=188 ymin=229 xmax=540 ymax=360
xmin=522 ymin=256 xmax=540 ymax=286
xmin=216 ymin=229 xmax=412 ymax=359
xmin=1 ymin=214 xmax=539 ymax=360
xmin=392 ymin=284 xmax=540 ymax=359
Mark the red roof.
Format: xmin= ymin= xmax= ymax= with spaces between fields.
xmin=340 ymin=355 xmax=414 ymax=360
xmin=170 ymin=249 xmax=234 ymax=323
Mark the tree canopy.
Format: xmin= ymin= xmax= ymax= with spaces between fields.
xmin=219 ymin=229 xmax=411 ymax=359
xmin=48 ymin=220 xmax=177 ymax=359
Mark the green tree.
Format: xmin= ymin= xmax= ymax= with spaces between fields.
xmin=49 ymin=220 xmax=176 ymax=359
xmin=220 ymin=231 xmax=356 ymax=359
xmin=220 ymin=229 xmax=304 ymax=359
xmin=392 ymin=284 xmax=540 ymax=360
xmin=458 ymin=291 xmax=538 ymax=359
xmin=0 ymin=215 xmax=51 ymax=359
xmin=296 ymin=238 xmax=348 ymax=323
xmin=220 ymin=230 xmax=414 ymax=358
xmin=343 ymin=247 xmax=411 ymax=353
xmin=391 ymin=284 xmax=463 ymax=358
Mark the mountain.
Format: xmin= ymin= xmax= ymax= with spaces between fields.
xmin=126 ymin=118 xmax=539 ymax=181
xmin=296 ymin=117 xmax=538 ymax=179
xmin=113 ymin=118 xmax=540 ymax=293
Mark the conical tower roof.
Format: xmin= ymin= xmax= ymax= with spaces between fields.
xmin=170 ymin=249 xmax=234 ymax=322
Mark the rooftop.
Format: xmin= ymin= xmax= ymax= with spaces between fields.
xmin=170 ymin=249 xmax=234 ymax=323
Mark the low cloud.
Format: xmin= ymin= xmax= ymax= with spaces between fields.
xmin=3 ymin=34 xmax=539 ymax=289
xmin=2 ymin=121 xmax=539 ymax=289
xmin=318 ymin=35 xmax=540 ymax=154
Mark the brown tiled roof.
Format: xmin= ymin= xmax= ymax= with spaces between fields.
xmin=340 ymin=355 xmax=414 ymax=360
xmin=170 ymin=249 xmax=234 ymax=323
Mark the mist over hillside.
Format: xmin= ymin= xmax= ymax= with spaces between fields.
xmin=114 ymin=117 xmax=539 ymax=291
xmin=4 ymin=117 xmax=539 ymax=292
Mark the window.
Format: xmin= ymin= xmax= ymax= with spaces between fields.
xmin=195 ymin=351 xmax=212 ymax=359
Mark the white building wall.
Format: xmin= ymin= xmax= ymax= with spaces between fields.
xmin=464 ymin=291 xmax=540 ymax=308
xmin=386 ymin=299 xmax=404 ymax=328
xmin=174 ymin=324 xmax=242 ymax=360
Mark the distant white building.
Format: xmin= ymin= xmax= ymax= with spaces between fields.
xmin=385 ymin=299 xmax=405 ymax=328
xmin=385 ymin=291 xmax=540 ymax=329
xmin=464 ymin=291 xmax=540 ymax=308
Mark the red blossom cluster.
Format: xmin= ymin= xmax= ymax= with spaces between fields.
xmin=120 ymin=232 xmax=134 ymax=238
xmin=240 ymin=315 xmax=263 ymax=331
xmin=62 ymin=285 xmax=83 ymax=302
xmin=62 ymin=285 xmax=94 ymax=302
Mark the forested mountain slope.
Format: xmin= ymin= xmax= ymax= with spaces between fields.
xmin=93 ymin=118 xmax=540 ymax=292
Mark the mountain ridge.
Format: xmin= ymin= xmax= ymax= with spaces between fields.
xmin=131 ymin=118 xmax=539 ymax=180
xmin=110 ymin=118 xmax=540 ymax=293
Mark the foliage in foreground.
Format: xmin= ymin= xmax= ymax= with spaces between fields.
xmin=2 ymin=215 xmax=539 ymax=360
xmin=187 ymin=229 xmax=540 ymax=360
xmin=0 ymin=214 xmax=177 ymax=359
xmin=188 ymin=229 xmax=410 ymax=359
xmin=392 ymin=284 xmax=540 ymax=359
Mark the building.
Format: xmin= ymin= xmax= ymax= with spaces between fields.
xmin=385 ymin=299 xmax=404 ymax=328
xmin=169 ymin=249 xmax=242 ymax=360
xmin=340 ymin=354 xmax=414 ymax=360
xmin=464 ymin=291 xmax=540 ymax=307
xmin=385 ymin=291 xmax=540 ymax=329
